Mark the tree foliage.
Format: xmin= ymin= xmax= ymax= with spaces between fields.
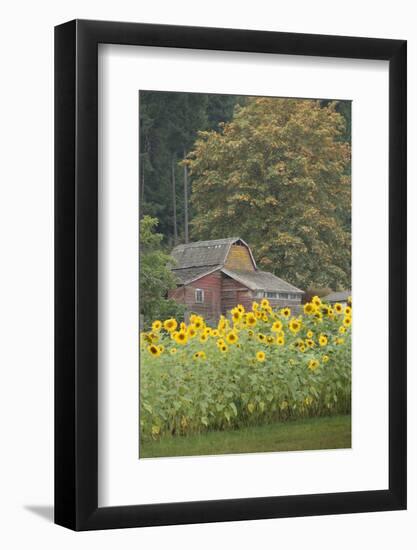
xmin=139 ymin=92 xmax=244 ymax=243
xmin=139 ymin=216 xmax=185 ymax=325
xmin=186 ymin=97 xmax=351 ymax=290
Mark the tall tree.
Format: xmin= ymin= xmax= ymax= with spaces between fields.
xmin=139 ymin=91 xmax=244 ymax=243
xmin=186 ymin=97 xmax=351 ymax=290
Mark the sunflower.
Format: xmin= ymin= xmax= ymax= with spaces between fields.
xmin=260 ymin=298 xmax=270 ymax=309
xmin=246 ymin=312 xmax=257 ymax=327
xmin=237 ymin=304 xmax=245 ymax=314
xmin=255 ymin=310 xmax=262 ymax=319
xmin=308 ymin=359 xmax=319 ymax=371
xmin=336 ymin=337 xmax=345 ymax=345
xmin=256 ymin=351 xmax=266 ymax=362
xmin=199 ymin=334 xmax=208 ymax=343
xmin=334 ymin=303 xmax=343 ymax=314
xmin=174 ymin=331 xmax=188 ymax=345
xmin=211 ymin=329 xmax=219 ymax=338
xmin=343 ymin=316 xmax=352 ymax=328
xmin=252 ymin=301 xmax=259 ymax=311
xmin=257 ymin=333 xmax=266 ymax=343
xmin=220 ymin=344 xmax=228 ymax=353
xmin=247 ymin=329 xmax=255 ymax=338
xmin=320 ymin=306 xmax=329 ymax=317
xmin=170 ymin=348 xmax=177 ymax=355
xmin=305 ymin=338 xmax=315 ymax=348
xmin=226 ymin=331 xmax=238 ymax=345
xmin=347 ymin=296 xmax=352 ymax=306
xmin=312 ymin=295 xmax=322 ymax=307
xmin=231 ymin=308 xmax=241 ymax=323
xmin=218 ymin=316 xmax=226 ymax=331
xmin=322 ymin=355 xmax=329 ymax=363
xmin=289 ymin=318 xmax=302 ymax=334
xmin=148 ymin=332 xmax=159 ymax=342
xmin=314 ymin=311 xmax=323 ymax=322
xmin=319 ymin=334 xmax=328 ymax=347
xmin=345 ymin=306 xmax=352 ymax=316
xmin=193 ymin=318 xmax=204 ymax=330
xmin=280 ymin=307 xmax=291 ymax=318
xmin=307 ymin=330 xmax=314 ymax=339
xmin=303 ymin=302 xmax=316 ymax=315
xmin=163 ymin=318 xmax=177 ymax=332
xmin=271 ymin=319 xmax=283 ymax=332
xmin=148 ymin=344 xmax=161 ymax=357
xmin=338 ymin=325 xmax=346 ymax=334
xmin=261 ymin=312 xmax=269 ymax=322
xmin=267 ymin=335 xmax=275 ymax=344
xmin=298 ymin=343 xmax=306 ymax=353
xmin=276 ymin=335 xmax=285 ymax=346
xmin=141 ymin=332 xmax=152 ymax=344
xmin=193 ymin=351 xmax=206 ymax=360
xmin=217 ymin=338 xmax=225 ymax=347
xmin=187 ymin=325 xmax=197 ymax=338
xmin=152 ymin=320 xmax=162 ymax=332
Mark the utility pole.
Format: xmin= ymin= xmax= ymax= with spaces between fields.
xmin=183 ymin=149 xmax=189 ymax=243
xmin=172 ymin=156 xmax=178 ymax=245
xmin=139 ymin=153 xmax=145 ymax=221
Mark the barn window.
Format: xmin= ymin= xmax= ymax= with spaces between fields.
xmin=265 ymin=291 xmax=278 ymax=299
xmin=195 ymin=289 xmax=204 ymax=303
xmin=279 ymin=292 xmax=298 ymax=300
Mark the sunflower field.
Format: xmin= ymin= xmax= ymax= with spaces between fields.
xmin=140 ymin=297 xmax=352 ymax=441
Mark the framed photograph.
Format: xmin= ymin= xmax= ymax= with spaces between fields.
xmin=55 ymin=19 xmax=406 ymax=530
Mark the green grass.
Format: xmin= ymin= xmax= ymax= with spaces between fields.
xmin=140 ymin=415 xmax=351 ymax=458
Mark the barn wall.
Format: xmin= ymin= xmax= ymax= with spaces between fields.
xmin=221 ymin=274 xmax=253 ymax=315
xmin=224 ymin=243 xmax=255 ymax=271
xmin=168 ymin=268 xmax=303 ymax=322
xmin=168 ymin=271 xmax=222 ymax=323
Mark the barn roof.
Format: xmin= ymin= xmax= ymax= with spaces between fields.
xmin=171 ymin=237 xmax=255 ymax=270
xmin=221 ymin=268 xmax=304 ymax=294
xmin=171 ymin=265 xmax=222 ymax=286
xmin=171 ymin=237 xmax=303 ymax=293
xmin=322 ymin=290 xmax=351 ymax=303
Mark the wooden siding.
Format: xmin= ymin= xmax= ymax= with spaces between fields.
xmin=224 ymin=243 xmax=255 ymax=271
xmin=221 ymin=273 xmax=253 ymax=315
xmin=168 ymin=271 xmax=222 ymax=323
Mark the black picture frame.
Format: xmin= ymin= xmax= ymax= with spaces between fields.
xmin=55 ymin=19 xmax=407 ymax=531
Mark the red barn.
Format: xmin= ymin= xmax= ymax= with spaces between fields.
xmin=168 ymin=237 xmax=303 ymax=324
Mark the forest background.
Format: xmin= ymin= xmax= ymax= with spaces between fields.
xmin=139 ymin=91 xmax=351 ymax=322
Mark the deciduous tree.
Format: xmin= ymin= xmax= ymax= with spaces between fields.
xmin=187 ymin=97 xmax=351 ymax=290
xmin=140 ymin=216 xmax=185 ymax=326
